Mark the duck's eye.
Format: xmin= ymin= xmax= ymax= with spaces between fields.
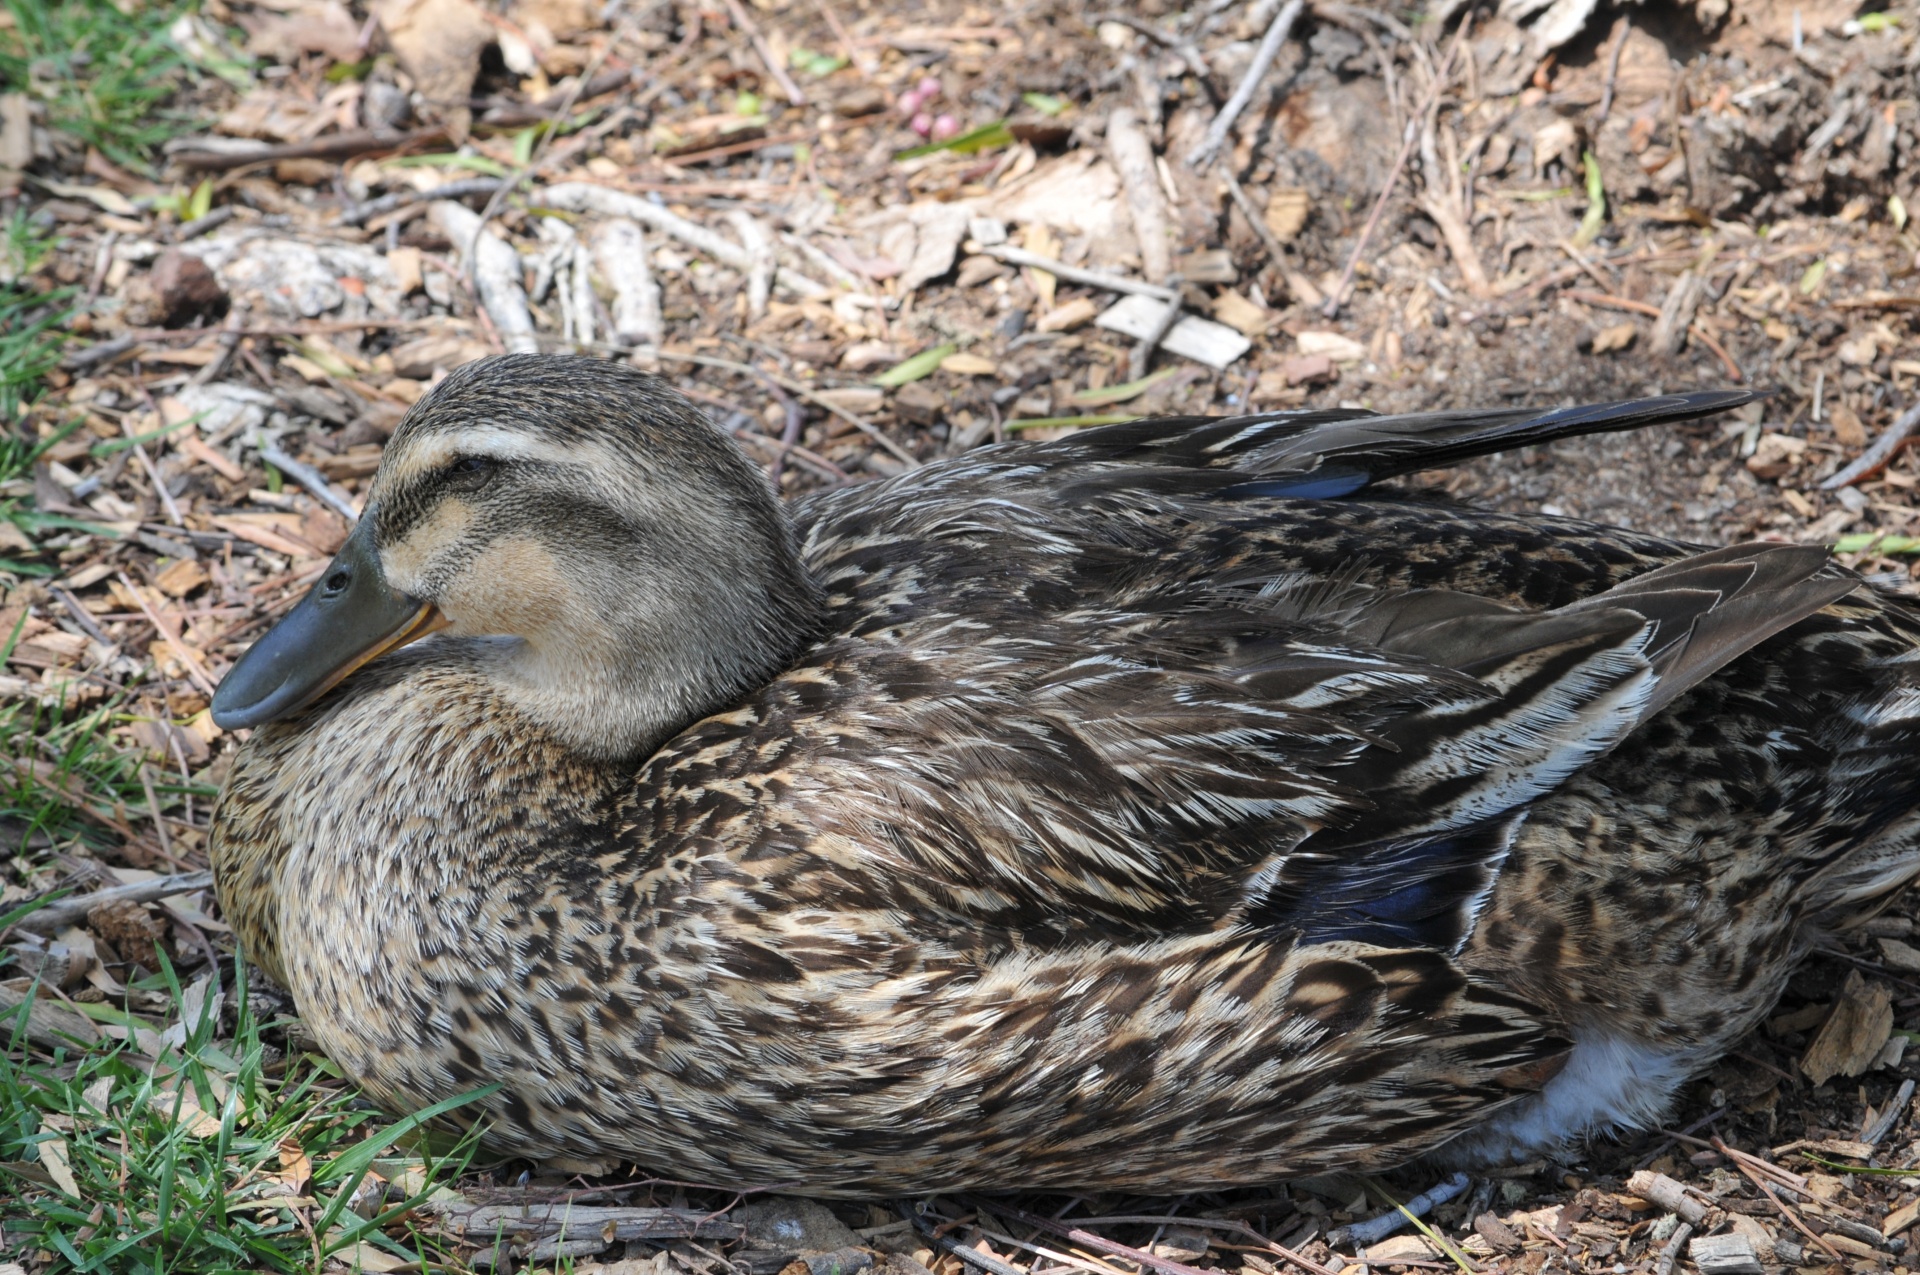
xmin=443 ymin=454 xmax=498 ymax=492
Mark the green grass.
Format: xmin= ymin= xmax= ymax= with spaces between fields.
xmin=0 ymin=0 xmax=192 ymax=173
xmin=0 ymin=932 xmax=492 ymax=1274
xmin=0 ymin=213 xmax=71 ymax=429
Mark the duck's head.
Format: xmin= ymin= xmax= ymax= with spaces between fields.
xmin=210 ymin=354 xmax=824 ymax=759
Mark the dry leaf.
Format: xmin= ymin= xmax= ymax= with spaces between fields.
xmin=386 ymin=246 xmax=424 ymax=295
xmin=987 ymin=153 xmax=1129 ymax=243
xmin=1591 ymin=321 xmax=1637 ymax=354
xmin=37 ymin=1126 xmax=81 ymax=1198
xmin=277 ymin=1136 xmax=314 ymax=1190
xmin=336 ymin=1242 xmax=412 ymax=1273
xmin=510 ymin=0 xmax=597 ymax=40
xmin=149 ymin=1087 xmax=224 ymax=1138
xmin=374 ymin=0 xmax=493 ymax=141
xmin=1263 ymin=188 xmax=1310 ymax=243
xmin=240 ymin=1 xmax=362 ymax=62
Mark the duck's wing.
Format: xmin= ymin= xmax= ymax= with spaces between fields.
xmin=1246 ymin=543 xmax=1856 ymax=951
xmin=735 ymin=540 xmax=1847 ymax=954
xmin=1044 ymin=389 xmax=1760 ymax=499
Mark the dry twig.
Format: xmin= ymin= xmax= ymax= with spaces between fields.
xmin=1323 ymin=13 xmax=1472 ymax=315
xmin=1185 ymin=0 xmax=1305 ymax=169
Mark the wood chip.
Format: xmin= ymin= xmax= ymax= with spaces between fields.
xmin=1592 ymin=321 xmax=1637 ymax=353
xmin=1689 ymin=1233 xmax=1763 ymax=1275
xmin=1094 ymin=295 xmax=1251 ymax=368
xmin=1264 ymin=188 xmax=1310 ymax=243
xmin=1882 ymin=1199 xmax=1920 ymax=1238
xmin=1036 ymin=297 xmax=1100 ymax=332
xmin=939 ymin=353 xmax=998 ymax=376
xmin=1801 ymin=968 xmax=1894 ymax=1086
xmin=1212 ymin=291 xmax=1273 ymax=337
xmin=1295 ymin=330 xmax=1368 ymax=362
xmin=154 ymin=558 xmax=210 ymax=598
xmin=178 ymin=434 xmax=245 ymax=482
xmin=1626 ymin=1170 xmax=1706 ymax=1224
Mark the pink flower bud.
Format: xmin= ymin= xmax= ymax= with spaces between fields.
xmin=897 ymin=88 xmax=925 ymax=117
xmin=930 ymin=113 xmax=961 ymax=140
xmin=911 ymin=111 xmax=935 ymax=137
xmin=917 ymin=76 xmax=941 ymax=100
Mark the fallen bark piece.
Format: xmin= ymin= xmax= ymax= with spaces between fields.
xmin=1689 ymin=1233 xmax=1763 ymax=1275
xmin=431 ymin=202 xmax=539 ymax=355
xmin=589 ymin=219 xmax=662 ymax=349
xmin=1801 ymin=968 xmax=1894 ymax=1085
xmin=427 ymin=1200 xmax=743 ymax=1243
xmin=1096 ymin=294 xmax=1250 ymax=368
xmin=1650 ymin=271 xmax=1705 ymax=357
xmin=1626 ymin=1170 xmax=1707 ymax=1224
xmin=1472 ymin=1213 xmax=1523 ymax=1255
xmin=0 ymin=981 xmax=103 ymax=1051
xmin=1107 ymin=107 xmax=1172 ymax=285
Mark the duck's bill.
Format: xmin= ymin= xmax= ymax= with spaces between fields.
xmin=210 ymin=519 xmax=448 ymax=730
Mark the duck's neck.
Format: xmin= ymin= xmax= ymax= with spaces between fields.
xmin=455 ymin=548 xmax=829 ymax=763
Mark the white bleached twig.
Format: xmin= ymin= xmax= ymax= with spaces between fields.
xmin=432 ymin=201 xmax=540 ymax=354
xmin=590 ymin=219 xmax=663 ymax=348
xmin=539 ymin=183 xmax=827 ymax=297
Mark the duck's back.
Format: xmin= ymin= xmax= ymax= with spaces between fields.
xmin=750 ymin=396 xmax=1920 ymax=1177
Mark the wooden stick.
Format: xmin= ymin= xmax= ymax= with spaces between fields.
xmin=259 ymin=441 xmax=360 ymax=524
xmin=8 ymin=869 xmax=215 ymax=937
xmin=432 ymin=201 xmax=539 ymax=354
xmin=0 ymin=982 xmax=103 ymax=1050
xmin=1713 ymin=1136 xmax=1846 ymax=1264
xmin=1108 ymin=107 xmax=1173 ymax=285
xmin=119 ymin=572 xmax=219 ymax=699
xmin=170 ymin=126 xmax=450 ymax=172
xmin=1652 ymin=1222 xmax=1692 ymax=1275
xmin=1185 ymin=0 xmax=1305 ymax=168
xmin=1689 ymin=320 xmax=1744 ymax=382
xmin=539 ymin=182 xmax=827 ymax=297
xmin=988 ymin=1200 xmax=1339 ymax=1275
xmin=1130 ymin=292 xmax=1184 ymax=381
xmin=592 ymin=219 xmax=663 ymax=348
xmin=1821 ymin=400 xmax=1920 ymax=490
xmin=661 ymin=130 xmax=810 ymax=167
xmin=980 ymin=246 xmax=1179 ymax=302
xmin=722 ymin=0 xmax=807 ymax=106
xmin=1595 ymin=16 xmax=1631 ymax=125
xmin=1565 ymin=288 xmax=1661 ymax=317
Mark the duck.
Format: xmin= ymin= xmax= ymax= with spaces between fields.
xmin=208 ymin=354 xmax=1920 ymax=1195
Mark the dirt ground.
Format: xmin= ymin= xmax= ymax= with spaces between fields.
xmin=5 ymin=0 xmax=1920 ymax=1270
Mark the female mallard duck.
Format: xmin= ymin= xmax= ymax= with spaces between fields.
xmin=209 ymin=355 xmax=1920 ymax=1194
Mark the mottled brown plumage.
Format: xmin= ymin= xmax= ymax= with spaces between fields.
xmin=210 ymin=356 xmax=1920 ymax=1193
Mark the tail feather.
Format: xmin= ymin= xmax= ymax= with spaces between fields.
xmin=1053 ymin=390 xmax=1763 ymax=499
